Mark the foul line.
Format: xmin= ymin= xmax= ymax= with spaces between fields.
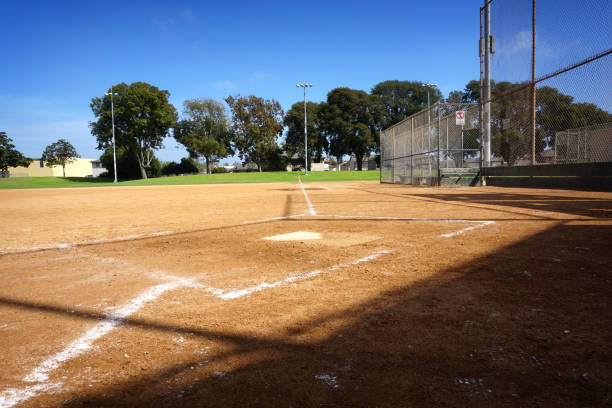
xmin=211 ymin=249 xmax=391 ymax=300
xmin=0 ymin=247 xmax=391 ymax=407
xmin=1 ymin=231 xmax=173 ymax=256
xmin=439 ymin=221 xmax=494 ymax=238
xmin=0 ymin=275 xmax=199 ymax=408
xmin=299 ymin=177 xmax=317 ymax=216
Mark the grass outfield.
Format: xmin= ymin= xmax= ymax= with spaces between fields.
xmin=0 ymin=170 xmax=380 ymax=189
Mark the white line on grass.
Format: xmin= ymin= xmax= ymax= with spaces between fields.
xmin=0 ymin=275 xmax=199 ymax=408
xmin=299 ymin=177 xmax=317 ymax=216
xmin=213 ymin=249 xmax=391 ymax=300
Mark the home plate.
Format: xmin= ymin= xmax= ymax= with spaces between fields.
xmin=263 ymin=231 xmax=322 ymax=241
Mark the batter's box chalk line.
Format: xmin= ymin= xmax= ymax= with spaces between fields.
xmin=0 ymin=249 xmax=391 ymax=408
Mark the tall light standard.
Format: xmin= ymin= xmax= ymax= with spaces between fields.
xmin=296 ymin=82 xmax=313 ymax=176
xmin=105 ymin=87 xmax=119 ymax=183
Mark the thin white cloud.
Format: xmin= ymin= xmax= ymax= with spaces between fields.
xmin=6 ymin=120 xmax=96 ymax=159
xmin=179 ymin=8 xmax=195 ymax=21
xmin=151 ymin=16 xmax=174 ymax=32
xmin=248 ymin=71 xmax=272 ymax=83
xmin=213 ymin=80 xmax=238 ymax=91
xmin=500 ymin=30 xmax=553 ymax=57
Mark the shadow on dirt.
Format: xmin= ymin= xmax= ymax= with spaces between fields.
xmin=2 ymin=220 xmax=611 ymax=406
xmin=350 ymin=186 xmax=612 ymax=219
xmin=416 ymin=192 xmax=612 ymax=219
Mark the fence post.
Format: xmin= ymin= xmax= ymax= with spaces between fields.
xmin=437 ymin=103 xmax=441 ymax=186
xmin=411 ymin=117 xmax=414 ymax=185
xmin=483 ymin=0 xmax=491 ymax=167
xmin=530 ymin=0 xmax=537 ymax=165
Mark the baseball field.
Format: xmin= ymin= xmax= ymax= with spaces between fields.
xmin=1 ymin=180 xmax=611 ymax=407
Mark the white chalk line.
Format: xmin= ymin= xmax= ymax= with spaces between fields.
xmin=242 ymin=214 xmax=306 ymax=224
xmin=1 ymin=231 xmax=173 ymax=255
xmin=242 ymin=213 xmax=496 ymax=238
xmin=439 ymin=221 xmax=495 ymax=238
xmin=299 ymin=177 xmax=317 ymax=216
xmin=0 ymin=275 xmax=200 ymax=408
xmin=212 ymin=249 xmax=391 ymax=300
xmin=0 ymin=246 xmax=391 ymax=407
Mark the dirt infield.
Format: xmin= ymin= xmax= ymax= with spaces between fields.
xmin=1 ymin=181 xmax=611 ymax=407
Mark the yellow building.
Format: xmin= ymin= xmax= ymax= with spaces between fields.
xmin=8 ymin=158 xmax=106 ymax=178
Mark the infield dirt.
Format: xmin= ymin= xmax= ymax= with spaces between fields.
xmin=1 ymin=181 xmax=611 ymax=407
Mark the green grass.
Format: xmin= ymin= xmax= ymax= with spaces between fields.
xmin=0 ymin=171 xmax=380 ymax=189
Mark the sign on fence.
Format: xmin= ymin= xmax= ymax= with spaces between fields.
xmin=456 ymin=111 xmax=465 ymax=126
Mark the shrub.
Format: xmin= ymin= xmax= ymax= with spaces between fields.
xmin=211 ymin=166 xmax=227 ymax=174
xmin=179 ymin=158 xmax=199 ymax=174
xmin=161 ymin=161 xmax=180 ymax=176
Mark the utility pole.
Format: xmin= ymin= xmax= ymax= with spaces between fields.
xmin=296 ymin=82 xmax=313 ymax=175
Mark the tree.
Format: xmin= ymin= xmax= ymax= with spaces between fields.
xmin=463 ymin=80 xmax=481 ymax=103
xmin=90 ymin=82 xmax=178 ymax=179
xmin=0 ymin=132 xmax=32 ymax=175
xmin=99 ymin=147 xmax=161 ymax=180
xmin=371 ymin=80 xmax=443 ymax=128
xmin=536 ymin=86 xmax=611 ymax=148
xmin=319 ymin=88 xmax=384 ymax=171
xmin=41 ymin=139 xmax=79 ymax=177
xmin=446 ymin=90 xmax=465 ymax=103
xmin=174 ymin=98 xmax=233 ymax=174
xmin=225 ymin=95 xmax=284 ymax=172
xmin=283 ymin=101 xmax=326 ymax=169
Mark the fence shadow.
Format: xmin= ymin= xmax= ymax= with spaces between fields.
xmin=415 ymin=192 xmax=612 ymax=218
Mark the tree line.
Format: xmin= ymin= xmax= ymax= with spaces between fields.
xmin=88 ymin=80 xmax=448 ymax=179
xmin=2 ymin=79 xmax=608 ymax=179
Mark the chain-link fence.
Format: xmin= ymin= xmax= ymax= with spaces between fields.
xmin=485 ymin=0 xmax=611 ymax=168
xmin=381 ymin=103 xmax=479 ymax=184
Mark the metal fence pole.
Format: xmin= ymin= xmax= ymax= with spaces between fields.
xmin=483 ymin=0 xmax=492 ymax=167
xmin=530 ymin=0 xmax=537 ymax=165
xmin=411 ymin=117 xmax=414 ymax=185
xmin=437 ymin=103 xmax=441 ymax=185
xmin=446 ymin=116 xmax=449 ymax=167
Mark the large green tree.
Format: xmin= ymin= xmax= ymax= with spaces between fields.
xmin=371 ymin=80 xmax=443 ymax=127
xmin=90 ymin=82 xmax=178 ymax=179
xmin=0 ymin=132 xmax=32 ymax=175
xmin=536 ymin=86 xmax=611 ymax=148
xmin=319 ymin=88 xmax=384 ymax=170
xmin=225 ymin=95 xmax=284 ymax=172
xmin=41 ymin=139 xmax=79 ymax=177
xmin=283 ymin=101 xmax=326 ymax=169
xmin=174 ymin=98 xmax=233 ymax=174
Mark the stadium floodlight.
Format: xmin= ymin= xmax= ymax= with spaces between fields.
xmin=296 ymin=82 xmax=313 ymax=175
xmin=104 ymin=87 xmax=119 ymax=183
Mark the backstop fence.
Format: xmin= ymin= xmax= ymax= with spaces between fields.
xmin=381 ymin=0 xmax=611 ymax=187
xmin=380 ymin=103 xmax=480 ymax=185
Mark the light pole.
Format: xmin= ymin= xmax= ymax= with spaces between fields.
xmin=296 ymin=82 xmax=313 ymax=175
xmin=105 ymin=87 xmax=119 ymax=183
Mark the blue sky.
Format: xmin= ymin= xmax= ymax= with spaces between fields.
xmin=1 ymin=0 xmax=609 ymax=163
